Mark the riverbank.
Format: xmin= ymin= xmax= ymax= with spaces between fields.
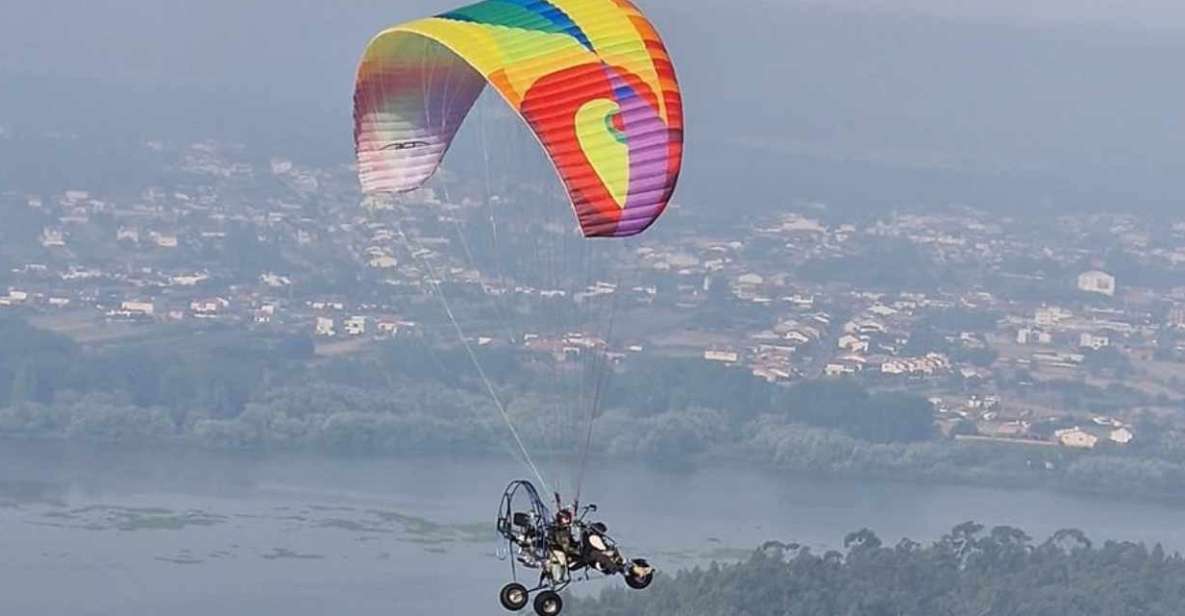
xmin=6 ymin=392 xmax=1185 ymax=511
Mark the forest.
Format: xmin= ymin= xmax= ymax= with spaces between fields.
xmin=574 ymin=523 xmax=1185 ymax=616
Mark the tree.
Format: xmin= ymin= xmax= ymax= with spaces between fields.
xmin=576 ymin=522 xmax=1185 ymax=616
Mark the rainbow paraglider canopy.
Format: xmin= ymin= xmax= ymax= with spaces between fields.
xmin=354 ymin=0 xmax=683 ymax=237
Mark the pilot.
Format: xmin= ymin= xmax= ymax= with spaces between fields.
xmin=550 ymin=508 xmax=579 ymax=559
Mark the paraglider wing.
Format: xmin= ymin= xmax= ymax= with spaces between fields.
xmin=354 ymin=0 xmax=683 ymax=237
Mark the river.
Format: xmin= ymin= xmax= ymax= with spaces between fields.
xmin=2 ymin=441 xmax=1184 ymax=615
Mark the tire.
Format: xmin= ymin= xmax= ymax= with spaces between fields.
xmin=533 ymin=590 xmax=563 ymax=616
xmin=625 ymin=571 xmax=653 ymax=589
xmin=500 ymin=583 xmax=529 ymax=611
xmin=625 ymin=559 xmax=654 ymax=590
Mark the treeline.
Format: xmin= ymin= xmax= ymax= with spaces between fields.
xmin=738 ymin=416 xmax=1185 ymax=501
xmin=575 ymin=523 xmax=1185 ymax=616
xmin=603 ymin=360 xmax=935 ymax=444
xmin=0 ymin=313 xmax=935 ymax=452
xmin=8 ymin=316 xmax=1185 ymax=502
xmin=0 ymin=317 xmax=312 ymax=416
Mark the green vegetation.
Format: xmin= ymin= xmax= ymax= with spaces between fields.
xmin=798 ymin=238 xmax=955 ymax=291
xmin=575 ymin=523 xmax=1185 ymax=616
xmin=5 ymin=315 xmax=1185 ymax=503
xmin=0 ymin=315 xmax=934 ymax=450
xmin=0 ymin=316 xmax=312 ymax=416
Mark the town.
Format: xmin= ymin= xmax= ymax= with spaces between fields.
xmin=4 ymin=139 xmax=1185 ymax=453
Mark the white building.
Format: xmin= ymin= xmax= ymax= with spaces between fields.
xmin=736 ymin=273 xmax=764 ymax=286
xmin=704 ymin=349 xmax=739 ymax=363
xmin=1078 ymin=270 xmax=1116 ymax=297
xmin=260 ymin=273 xmax=292 ymax=288
xmin=344 ymin=316 xmax=367 ymax=336
xmin=315 ymin=317 xmax=336 ymax=337
xmin=120 ymin=301 xmax=155 ymax=316
xmin=0 ymin=290 xmax=29 ymax=306
xmin=40 ymin=228 xmax=66 ymax=247
xmin=880 ymin=353 xmax=950 ymax=376
xmin=1032 ymin=351 xmax=1085 ymax=367
xmin=1055 ymin=427 xmax=1099 ymax=449
xmin=270 ymin=158 xmax=294 ymax=175
xmin=152 ymin=232 xmax=179 ymax=248
xmin=171 ymin=273 xmax=209 ymax=286
xmin=784 ymin=216 xmax=826 ymax=233
xmin=1079 ymin=332 xmax=1110 ymax=350
xmin=1168 ymin=305 xmax=1185 ymax=329
xmin=837 ymin=334 xmax=869 ymax=353
xmin=255 ymin=305 xmax=275 ymax=324
xmin=1110 ymin=427 xmax=1134 ymax=445
xmin=369 ymin=255 xmax=398 ymax=269
xmin=1035 ymin=306 xmax=1072 ymax=327
xmin=116 ymin=227 xmax=140 ymax=243
xmin=825 ymin=362 xmax=858 ymax=377
xmin=190 ymin=297 xmax=229 ymax=314
xmin=1016 ymin=328 xmax=1052 ymax=345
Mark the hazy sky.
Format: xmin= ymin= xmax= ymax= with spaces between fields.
xmin=2 ymin=1 xmax=1183 ymax=213
xmin=806 ymin=0 xmax=1185 ymax=29
xmin=3 ymin=0 xmax=1184 ymax=89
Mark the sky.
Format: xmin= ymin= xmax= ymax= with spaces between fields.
xmin=2 ymin=1 xmax=1184 ymax=214
xmin=4 ymin=0 xmax=1184 ymax=102
xmin=805 ymin=0 xmax=1185 ymax=29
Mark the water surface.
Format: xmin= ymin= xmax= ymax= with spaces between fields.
xmin=2 ymin=441 xmax=1183 ymax=615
